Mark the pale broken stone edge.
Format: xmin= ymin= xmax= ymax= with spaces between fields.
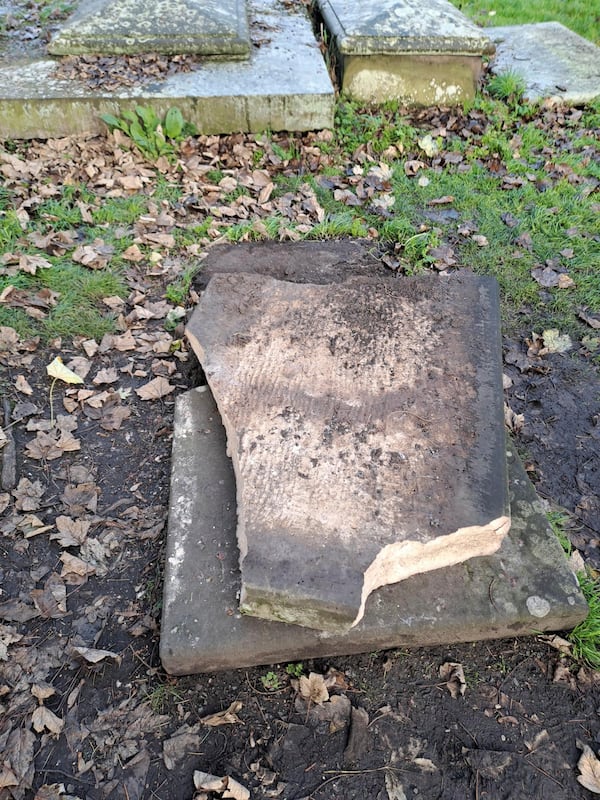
xmin=354 ymin=516 xmax=510 ymax=628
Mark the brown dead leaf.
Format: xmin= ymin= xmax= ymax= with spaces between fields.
xmin=65 ymin=356 xmax=92 ymax=380
xmin=200 ymin=700 xmax=243 ymax=727
xmin=30 ymin=573 xmax=67 ymax=618
xmin=135 ymin=376 xmax=175 ymax=400
xmin=72 ymin=645 xmax=121 ymax=664
xmin=531 ymin=266 xmax=560 ymax=287
xmin=427 ymin=195 xmax=454 ymax=205
xmin=193 ymin=771 xmax=250 ymax=800
xmin=404 ymin=159 xmax=427 ymax=176
xmin=163 ymin=725 xmax=203 ymax=770
xmin=31 ymin=683 xmax=56 ymax=703
xmin=579 ymin=309 xmax=600 ymax=329
xmin=19 ymin=513 xmax=54 ymax=538
xmin=13 ymin=477 xmax=45 ymax=511
xmin=26 ymin=429 xmax=81 ymax=460
xmin=299 ymin=672 xmax=329 ymax=705
xmin=92 ymin=367 xmax=119 ymax=385
xmin=471 ymin=234 xmax=489 ymax=247
xmin=71 ymin=243 xmax=111 ymax=270
xmin=60 ymin=551 xmax=96 ymax=584
xmin=32 ymin=706 xmax=64 ymax=735
xmin=122 ymin=244 xmax=145 ymax=262
xmin=440 ymin=661 xmax=466 ymax=698
xmin=51 ymin=515 xmax=91 ymax=547
xmin=557 ymin=274 xmax=575 ymax=289
xmin=61 ymin=482 xmax=99 ymax=514
xmin=15 ymin=374 xmax=33 ymax=395
xmin=504 ymin=402 xmax=524 ymax=433
xmin=2 ymin=727 xmax=35 ymax=792
xmin=577 ymin=740 xmax=600 ymax=793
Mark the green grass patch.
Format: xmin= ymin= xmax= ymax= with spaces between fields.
xmin=450 ymin=0 xmax=600 ymax=43
xmin=570 ymin=575 xmax=600 ymax=668
xmin=549 ymin=510 xmax=600 ymax=668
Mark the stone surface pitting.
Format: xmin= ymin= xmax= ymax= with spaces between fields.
xmin=486 ymin=22 xmax=600 ymax=104
xmin=159 ymin=386 xmax=587 ymax=674
xmin=0 ymin=0 xmax=334 ymax=138
xmin=48 ymin=0 xmax=250 ymax=56
xmin=317 ymin=0 xmax=494 ymax=55
xmin=186 ymin=272 xmax=509 ymax=632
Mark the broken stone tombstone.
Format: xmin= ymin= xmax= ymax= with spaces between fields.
xmin=185 ymin=272 xmax=510 ymax=633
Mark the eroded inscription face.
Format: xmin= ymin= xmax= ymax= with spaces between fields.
xmin=187 ymin=273 xmax=509 ymax=632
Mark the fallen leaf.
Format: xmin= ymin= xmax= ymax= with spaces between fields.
xmin=531 ymin=266 xmax=560 ymax=287
xmin=15 ymin=374 xmax=33 ymax=395
xmin=417 ymin=134 xmax=439 ymax=157
xmin=72 ymin=646 xmax=121 ymax=664
xmin=0 ymin=623 xmax=23 ymax=660
xmin=46 ymin=356 xmax=84 ymax=384
xmin=440 ymin=661 xmax=466 ymax=698
xmin=542 ymin=328 xmax=572 ymax=353
xmin=60 ymin=551 xmax=96 ymax=583
xmin=30 ymin=573 xmax=67 ymax=618
xmin=51 ymin=515 xmax=91 ymax=547
xmin=193 ymin=771 xmax=250 ymax=800
xmin=200 ymin=700 xmax=243 ymax=727
xmin=579 ymin=309 xmax=600 ymax=329
xmin=577 ymin=740 xmax=600 ymax=793
xmin=471 ymin=234 xmax=489 ymax=247
xmin=385 ymin=771 xmax=408 ymax=800
xmin=13 ymin=477 xmax=45 ymax=511
xmin=31 ymin=683 xmax=56 ymax=703
xmin=427 ymin=195 xmax=454 ymax=205
xmin=92 ymin=367 xmax=119 ymax=385
xmin=32 ymin=706 xmax=64 ymax=735
xmin=163 ymin=726 xmax=203 ymax=770
xmin=504 ymin=403 xmax=524 ymax=433
xmin=404 ymin=159 xmax=426 ymax=176
xmin=557 ymin=274 xmax=575 ymax=289
xmin=135 ymin=376 xmax=175 ymax=400
xmin=299 ymin=672 xmax=329 ymax=705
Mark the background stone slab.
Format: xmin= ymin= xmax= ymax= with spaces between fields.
xmin=159 ymin=387 xmax=587 ymax=674
xmin=48 ymin=0 xmax=250 ymax=56
xmin=186 ymin=272 xmax=509 ymax=631
xmin=487 ymin=22 xmax=600 ymax=104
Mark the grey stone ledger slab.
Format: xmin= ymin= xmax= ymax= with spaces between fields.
xmin=486 ymin=22 xmax=600 ymax=104
xmin=159 ymin=386 xmax=588 ymax=674
xmin=0 ymin=0 xmax=334 ymax=138
xmin=316 ymin=0 xmax=494 ymax=104
xmin=186 ymin=273 xmax=510 ymax=632
xmin=48 ymin=0 xmax=250 ymax=56
xmin=317 ymin=0 xmax=495 ymax=56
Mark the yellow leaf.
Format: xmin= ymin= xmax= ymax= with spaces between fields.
xmin=46 ymin=356 xmax=84 ymax=385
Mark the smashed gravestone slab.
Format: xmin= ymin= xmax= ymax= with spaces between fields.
xmin=186 ymin=273 xmax=510 ymax=633
xmin=48 ymin=0 xmax=250 ymax=56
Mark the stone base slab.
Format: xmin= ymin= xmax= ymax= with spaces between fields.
xmin=0 ymin=0 xmax=333 ymax=139
xmin=160 ymin=386 xmax=587 ymax=674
